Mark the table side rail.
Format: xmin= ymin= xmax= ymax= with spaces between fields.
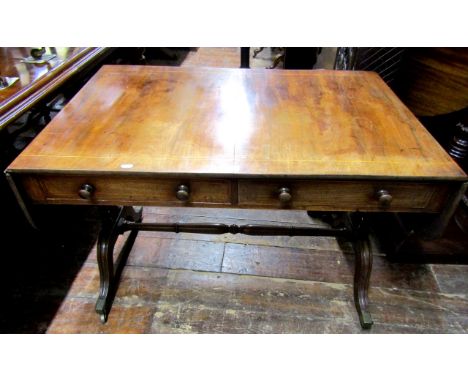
xmin=13 ymin=173 xmax=457 ymax=213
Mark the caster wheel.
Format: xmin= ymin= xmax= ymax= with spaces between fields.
xmin=100 ymin=313 xmax=108 ymax=323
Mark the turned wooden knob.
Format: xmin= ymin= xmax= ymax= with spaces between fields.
xmin=176 ymin=184 xmax=190 ymax=201
xmin=278 ymin=187 xmax=292 ymax=203
xmin=376 ymin=189 xmax=392 ymax=207
xmin=78 ymin=184 xmax=94 ymax=200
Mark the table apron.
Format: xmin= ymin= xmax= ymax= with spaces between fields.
xmin=16 ymin=174 xmax=457 ymax=213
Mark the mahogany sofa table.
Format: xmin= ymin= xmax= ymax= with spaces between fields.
xmin=6 ymin=66 xmax=467 ymax=329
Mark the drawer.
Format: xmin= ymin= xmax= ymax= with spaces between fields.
xmin=21 ymin=175 xmax=233 ymax=206
xmin=237 ymin=180 xmax=451 ymax=212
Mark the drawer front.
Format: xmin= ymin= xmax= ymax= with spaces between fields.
xmin=238 ymin=180 xmax=450 ymax=212
xmin=19 ymin=175 xmax=453 ymax=212
xmin=22 ymin=175 xmax=233 ymax=206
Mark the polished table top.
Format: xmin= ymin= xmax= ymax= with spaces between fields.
xmin=7 ymin=65 xmax=466 ymax=181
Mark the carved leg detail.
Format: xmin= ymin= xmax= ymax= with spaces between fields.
xmin=95 ymin=206 xmax=142 ymax=323
xmin=268 ymin=53 xmax=284 ymax=69
xmin=253 ymin=47 xmax=264 ymax=58
xmin=353 ymin=235 xmax=374 ymax=329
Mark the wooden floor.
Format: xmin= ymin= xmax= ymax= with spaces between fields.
xmin=182 ymin=47 xmax=275 ymax=68
xmin=6 ymin=206 xmax=463 ymax=334
xmin=1 ymin=48 xmax=467 ymax=334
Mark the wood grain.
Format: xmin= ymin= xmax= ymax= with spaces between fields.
xmin=21 ymin=174 xmax=233 ymax=206
xmin=399 ymin=48 xmax=468 ymax=117
xmin=149 ymin=269 xmax=465 ymax=334
xmin=18 ymin=174 xmax=454 ymax=213
xmin=125 ymin=236 xmax=225 ymax=272
xmin=7 ymin=65 xmax=466 ymax=180
xmin=221 ymin=243 xmax=440 ymax=291
xmin=237 ymin=179 xmax=451 ymax=212
xmin=46 ymin=299 xmax=154 ymax=334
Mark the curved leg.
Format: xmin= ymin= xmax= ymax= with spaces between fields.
xmin=268 ymin=53 xmax=284 ymax=69
xmin=345 ymin=213 xmax=374 ymax=329
xmin=95 ymin=206 xmax=142 ymax=323
xmin=253 ymin=47 xmax=264 ymax=58
xmin=353 ymin=235 xmax=374 ymax=329
xmin=95 ymin=207 xmax=119 ymax=323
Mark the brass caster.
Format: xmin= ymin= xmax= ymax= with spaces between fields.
xmin=359 ymin=311 xmax=373 ymax=329
xmin=100 ymin=313 xmax=108 ymax=324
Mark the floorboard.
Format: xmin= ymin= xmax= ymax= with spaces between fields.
xmin=41 ymin=206 xmax=468 ymax=333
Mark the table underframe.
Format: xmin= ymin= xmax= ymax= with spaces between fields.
xmin=95 ymin=206 xmax=374 ymax=329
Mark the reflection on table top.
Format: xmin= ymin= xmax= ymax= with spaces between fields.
xmin=0 ymin=47 xmax=113 ymax=131
xmin=0 ymin=47 xmax=83 ymax=104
